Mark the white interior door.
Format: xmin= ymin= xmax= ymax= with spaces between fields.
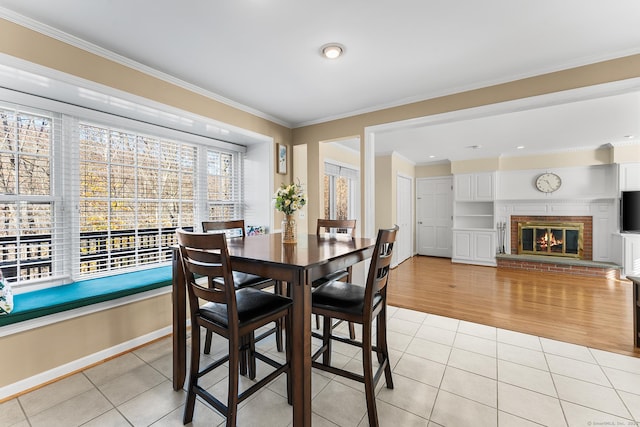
xmin=417 ymin=177 xmax=453 ymax=257
xmin=395 ymin=174 xmax=412 ymax=265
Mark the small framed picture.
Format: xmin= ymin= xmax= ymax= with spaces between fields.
xmin=277 ymin=143 xmax=287 ymax=175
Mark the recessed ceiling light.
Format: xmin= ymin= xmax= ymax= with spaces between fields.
xmin=465 ymin=145 xmax=482 ymax=149
xmin=516 ymin=145 xmax=525 ymax=149
xmin=624 ymin=135 xmax=634 ymax=139
xmin=321 ymin=43 xmax=344 ymax=59
xmin=429 ymin=155 xmax=436 ymax=158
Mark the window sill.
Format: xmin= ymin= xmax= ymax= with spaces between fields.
xmin=0 ymin=266 xmax=172 ymax=333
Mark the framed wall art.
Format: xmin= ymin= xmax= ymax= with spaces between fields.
xmin=277 ymin=143 xmax=287 ymax=175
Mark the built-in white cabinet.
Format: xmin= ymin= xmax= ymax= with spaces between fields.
xmin=621 ymin=233 xmax=640 ymax=277
xmin=618 ymin=164 xmax=640 ymax=277
xmin=452 ymin=172 xmax=497 ymax=266
xmin=454 ymin=172 xmax=495 ymax=201
xmin=619 ymin=163 xmax=640 ymax=191
xmin=452 ymin=230 xmax=496 ymax=266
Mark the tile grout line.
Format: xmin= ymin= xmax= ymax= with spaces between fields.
xmin=80 ymin=370 xmax=133 ymax=427
xmin=539 ymin=334 xmax=570 ymax=427
xmin=588 ymin=347 xmax=638 ymax=423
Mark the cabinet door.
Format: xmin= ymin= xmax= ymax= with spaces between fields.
xmin=474 ymin=231 xmax=496 ymax=263
xmin=623 ymin=235 xmax=640 ymax=276
xmin=453 ymin=230 xmax=473 ymax=260
xmin=455 ymin=173 xmax=494 ymax=201
xmin=454 ymin=174 xmax=474 ymax=201
xmin=474 ymin=173 xmax=495 ymax=201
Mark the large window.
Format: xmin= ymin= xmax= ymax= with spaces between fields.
xmin=207 ymin=149 xmax=243 ymax=220
xmin=0 ymin=101 xmax=245 ymax=288
xmin=0 ymin=105 xmax=59 ymax=284
xmin=323 ymin=162 xmax=358 ymax=221
xmin=77 ymin=123 xmax=198 ymax=276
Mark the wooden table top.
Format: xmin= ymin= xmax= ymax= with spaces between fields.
xmin=224 ymin=233 xmax=374 ymax=269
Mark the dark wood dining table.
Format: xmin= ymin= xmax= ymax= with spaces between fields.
xmin=172 ymin=232 xmax=375 ymax=426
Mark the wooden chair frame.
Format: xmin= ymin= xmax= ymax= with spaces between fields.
xmin=311 ymin=225 xmax=398 ymax=427
xmin=177 ymin=230 xmax=292 ymax=426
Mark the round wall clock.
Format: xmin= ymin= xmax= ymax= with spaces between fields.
xmin=535 ymin=172 xmax=562 ymax=193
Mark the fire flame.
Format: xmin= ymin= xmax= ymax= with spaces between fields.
xmin=537 ymin=232 xmax=563 ymax=249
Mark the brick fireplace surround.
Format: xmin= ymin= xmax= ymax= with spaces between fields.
xmin=497 ymin=215 xmax=621 ymax=278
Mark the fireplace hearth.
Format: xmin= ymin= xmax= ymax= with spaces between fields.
xmin=500 ymin=215 xmax=616 ymax=277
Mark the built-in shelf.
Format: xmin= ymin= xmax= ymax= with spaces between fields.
xmin=454 ymin=201 xmax=494 ymax=229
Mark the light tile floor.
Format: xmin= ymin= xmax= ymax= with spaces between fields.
xmin=3 ymin=306 xmax=640 ymax=426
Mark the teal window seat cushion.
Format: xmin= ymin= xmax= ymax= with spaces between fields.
xmin=0 ymin=266 xmax=172 ymax=327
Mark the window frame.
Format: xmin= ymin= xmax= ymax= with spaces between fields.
xmin=323 ymin=161 xmax=359 ymax=221
xmin=0 ymin=94 xmax=247 ymax=291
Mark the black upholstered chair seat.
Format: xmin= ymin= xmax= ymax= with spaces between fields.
xmin=311 ymin=269 xmax=349 ymax=287
xmin=312 ymin=281 xmax=382 ymax=316
xmin=215 ymin=271 xmax=273 ymax=289
xmin=200 ymin=287 xmax=292 ymax=327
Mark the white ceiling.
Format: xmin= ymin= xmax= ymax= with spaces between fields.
xmin=1 ymin=0 xmax=640 ymax=164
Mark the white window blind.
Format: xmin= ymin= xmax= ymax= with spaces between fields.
xmin=324 ymin=162 xmax=359 ymax=181
xmin=0 ymin=91 xmax=247 ymax=289
xmin=206 ymin=148 xmax=243 ymax=221
xmin=0 ymin=104 xmax=66 ymax=285
xmin=77 ymin=122 xmax=197 ymax=278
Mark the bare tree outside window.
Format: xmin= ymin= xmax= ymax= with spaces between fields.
xmin=0 ymin=108 xmax=53 ymax=282
xmin=0 ymin=103 xmax=242 ymax=286
xmin=323 ymin=164 xmax=357 ymax=222
xmin=207 ymin=150 xmax=241 ymax=220
xmin=78 ymin=123 xmax=196 ymax=275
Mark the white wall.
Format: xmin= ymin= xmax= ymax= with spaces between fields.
xmin=244 ymin=142 xmax=274 ymax=231
xmin=496 ymin=164 xmax=618 ymax=201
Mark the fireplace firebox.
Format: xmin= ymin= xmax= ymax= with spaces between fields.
xmin=517 ymin=221 xmax=584 ymax=259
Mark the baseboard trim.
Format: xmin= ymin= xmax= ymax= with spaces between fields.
xmin=0 ymin=326 xmax=172 ymax=402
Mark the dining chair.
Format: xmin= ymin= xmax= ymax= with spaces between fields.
xmin=177 ymin=230 xmax=292 ymax=426
xmin=314 ymin=218 xmax=358 ymax=339
xmin=311 ymin=225 xmax=398 ymax=427
xmin=202 ymin=219 xmax=284 ymax=353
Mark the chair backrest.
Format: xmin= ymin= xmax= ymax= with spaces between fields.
xmin=363 ymin=225 xmax=399 ymax=315
xmin=176 ymin=229 xmax=238 ymax=327
xmin=316 ymin=219 xmax=357 ymax=236
xmin=202 ymin=219 xmax=246 ymax=238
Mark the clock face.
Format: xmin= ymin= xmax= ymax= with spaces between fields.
xmin=535 ymin=173 xmax=561 ymax=193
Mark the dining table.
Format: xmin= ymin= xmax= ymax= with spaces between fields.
xmin=172 ymin=232 xmax=375 ymax=427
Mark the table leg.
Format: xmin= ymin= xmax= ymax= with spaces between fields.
xmin=172 ymin=248 xmax=186 ymax=390
xmin=290 ymin=269 xmax=312 ymax=427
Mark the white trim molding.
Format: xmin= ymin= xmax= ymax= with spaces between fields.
xmin=0 ymin=325 xmax=172 ymax=401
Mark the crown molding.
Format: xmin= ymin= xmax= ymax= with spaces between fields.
xmin=0 ymin=8 xmax=291 ymax=128
xmin=295 ymin=52 xmax=640 ymax=128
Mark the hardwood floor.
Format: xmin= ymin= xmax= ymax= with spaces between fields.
xmin=388 ymin=255 xmax=640 ymax=357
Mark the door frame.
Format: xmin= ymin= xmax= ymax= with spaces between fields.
xmin=395 ymin=173 xmax=413 ymax=266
